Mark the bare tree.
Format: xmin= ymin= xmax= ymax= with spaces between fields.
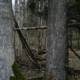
xmin=47 ymin=0 xmax=67 ymax=80
xmin=0 ymin=0 xmax=14 ymax=80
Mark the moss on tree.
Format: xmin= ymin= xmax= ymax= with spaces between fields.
xmin=10 ymin=61 xmax=26 ymax=80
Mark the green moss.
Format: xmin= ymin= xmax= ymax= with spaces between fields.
xmin=10 ymin=61 xmax=26 ymax=80
xmin=10 ymin=77 xmax=16 ymax=80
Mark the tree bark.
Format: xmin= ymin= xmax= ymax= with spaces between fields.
xmin=47 ymin=0 xmax=67 ymax=80
xmin=0 ymin=0 xmax=14 ymax=80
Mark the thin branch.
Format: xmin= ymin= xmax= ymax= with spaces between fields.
xmin=14 ymin=26 xmax=47 ymax=30
xmin=69 ymin=46 xmax=80 ymax=60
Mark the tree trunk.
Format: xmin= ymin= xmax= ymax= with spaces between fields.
xmin=47 ymin=0 xmax=67 ymax=80
xmin=0 ymin=0 xmax=14 ymax=80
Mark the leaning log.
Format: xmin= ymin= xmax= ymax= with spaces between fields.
xmin=14 ymin=17 xmax=40 ymax=69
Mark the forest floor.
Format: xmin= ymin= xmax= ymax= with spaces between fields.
xmin=69 ymin=50 xmax=80 ymax=80
xmin=69 ymin=50 xmax=80 ymax=70
xmin=16 ymin=49 xmax=80 ymax=80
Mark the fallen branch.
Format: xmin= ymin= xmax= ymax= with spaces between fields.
xmin=69 ymin=46 xmax=80 ymax=60
xmin=14 ymin=26 xmax=47 ymax=30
